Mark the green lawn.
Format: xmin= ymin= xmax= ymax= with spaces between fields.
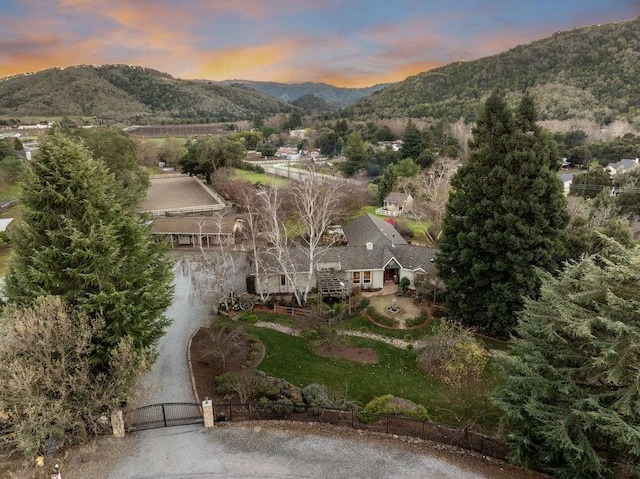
xmin=0 ymin=183 xmax=21 ymax=201
xmin=233 ymin=168 xmax=289 ymax=187
xmin=221 ymin=312 xmax=503 ymax=431
xmin=244 ymin=325 xmax=451 ymax=414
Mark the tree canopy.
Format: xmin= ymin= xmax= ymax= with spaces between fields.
xmin=436 ymin=92 xmax=568 ymax=337
xmin=4 ymin=132 xmax=173 ymax=371
xmin=73 ymin=126 xmax=149 ymax=208
xmin=180 ymin=135 xmax=246 ymax=183
xmin=493 ymin=242 xmax=640 ymax=478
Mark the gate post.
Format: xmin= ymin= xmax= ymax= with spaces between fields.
xmin=202 ymin=398 xmax=214 ymax=428
xmin=111 ymin=410 xmax=125 ymax=437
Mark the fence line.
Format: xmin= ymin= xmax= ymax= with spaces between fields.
xmin=273 ymin=304 xmax=312 ymax=316
xmin=211 ymin=402 xmax=509 ymax=461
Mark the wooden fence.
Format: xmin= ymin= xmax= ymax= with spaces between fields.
xmin=273 ymin=305 xmax=312 ymax=316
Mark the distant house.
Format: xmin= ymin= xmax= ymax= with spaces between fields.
xmin=375 ymin=192 xmax=413 ymax=217
xmin=255 ymin=214 xmax=437 ymax=297
xmin=605 ymin=158 xmax=639 ymax=177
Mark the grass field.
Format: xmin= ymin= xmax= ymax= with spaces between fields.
xmin=233 ymin=168 xmax=290 ymax=187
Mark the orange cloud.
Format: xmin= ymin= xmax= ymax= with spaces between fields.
xmin=316 ymin=61 xmax=445 ymax=88
xmin=196 ymin=44 xmax=289 ymax=80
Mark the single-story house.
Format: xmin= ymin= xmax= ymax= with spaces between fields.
xmin=375 ymin=192 xmax=413 ymax=217
xmin=605 ymin=158 xmax=639 ymax=176
xmin=255 ymin=214 xmax=437 ymax=297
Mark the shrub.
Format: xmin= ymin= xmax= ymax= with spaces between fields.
xmin=238 ymin=311 xmax=257 ymax=323
xmin=302 ymin=329 xmax=319 ymax=340
xmin=257 ymin=397 xmax=294 ymax=417
xmin=301 ymin=383 xmax=360 ymax=410
xmin=361 ymin=394 xmax=429 ymax=422
xmin=405 ymin=312 xmax=428 ymax=328
xmin=365 ymin=306 xmax=399 ymax=327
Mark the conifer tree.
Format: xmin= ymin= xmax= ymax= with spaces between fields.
xmin=436 ymin=92 xmax=568 ymax=337
xmin=4 ymin=133 xmax=173 ymax=370
xmin=493 ymin=242 xmax=640 ymax=478
xmin=401 ymin=119 xmax=425 ymax=161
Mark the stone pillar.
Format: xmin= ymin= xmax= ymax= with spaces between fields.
xmin=202 ymin=398 xmax=214 ymax=428
xmin=111 ymin=410 xmax=125 ymax=438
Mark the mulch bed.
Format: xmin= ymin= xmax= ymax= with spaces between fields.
xmin=314 ymin=343 xmax=378 ymax=363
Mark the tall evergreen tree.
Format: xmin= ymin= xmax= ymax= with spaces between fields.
xmin=493 ymin=243 xmax=640 ymax=478
xmin=401 ymin=119 xmax=425 ymax=161
xmin=4 ymin=133 xmax=173 ymax=370
xmin=436 ymin=92 xmax=568 ymax=337
xmin=74 ymin=127 xmax=149 ymax=208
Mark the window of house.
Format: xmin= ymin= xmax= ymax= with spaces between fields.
xmin=280 ymin=275 xmax=287 ymax=287
xmin=363 ymin=271 xmax=371 ymax=284
xmin=352 ymin=271 xmax=361 ymax=284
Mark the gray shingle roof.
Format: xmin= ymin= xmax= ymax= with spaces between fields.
xmin=342 ymin=213 xmax=407 ymax=247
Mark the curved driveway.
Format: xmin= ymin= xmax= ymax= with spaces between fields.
xmin=64 ymin=255 xmax=530 ymax=479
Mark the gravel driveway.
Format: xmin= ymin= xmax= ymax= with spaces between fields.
xmin=60 ymin=255 xmax=542 ymax=479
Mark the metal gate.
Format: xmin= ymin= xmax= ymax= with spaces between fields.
xmin=124 ymin=403 xmax=203 ymax=432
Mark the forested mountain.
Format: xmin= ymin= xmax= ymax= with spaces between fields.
xmin=347 ymin=16 xmax=640 ymax=124
xmin=218 ymin=80 xmax=389 ymax=108
xmin=291 ymin=94 xmax=334 ymax=112
xmin=0 ymin=65 xmax=295 ymax=123
xmin=1 ymin=15 xmax=638 ymax=125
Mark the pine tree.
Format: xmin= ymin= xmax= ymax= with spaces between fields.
xmin=436 ymin=92 xmax=568 ymax=337
xmin=4 ymin=133 xmax=173 ymax=370
xmin=401 ymin=119 xmax=425 ymax=161
xmin=493 ymin=242 xmax=640 ymax=478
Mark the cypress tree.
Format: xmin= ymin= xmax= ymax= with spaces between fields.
xmin=4 ymin=133 xmax=173 ymax=370
xmin=436 ymin=92 xmax=568 ymax=337
xmin=493 ymin=243 xmax=640 ymax=478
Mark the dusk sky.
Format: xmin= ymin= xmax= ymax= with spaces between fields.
xmin=1 ymin=1 xmax=638 ymax=87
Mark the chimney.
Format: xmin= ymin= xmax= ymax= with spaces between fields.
xmin=366 ymin=242 xmax=373 ymax=250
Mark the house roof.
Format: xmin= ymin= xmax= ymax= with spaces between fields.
xmin=151 ymin=216 xmax=237 ymax=235
xmin=0 ymin=218 xmax=14 ymax=232
xmin=342 ymin=213 xmax=407 ymax=248
xmin=385 ymin=192 xmax=411 ymax=204
xmin=606 ymin=158 xmax=639 ymax=173
xmin=320 ymin=244 xmax=437 ymax=273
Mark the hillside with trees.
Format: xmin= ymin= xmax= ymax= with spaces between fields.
xmin=218 ymin=80 xmax=389 ymax=108
xmin=347 ymin=16 xmax=640 ymax=125
xmin=0 ymin=65 xmax=295 ymax=123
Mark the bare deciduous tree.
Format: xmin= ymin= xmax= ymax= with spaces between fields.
xmin=398 ymin=158 xmax=458 ymax=246
xmin=178 ymin=214 xmax=249 ymax=310
xmin=258 ymin=172 xmax=344 ymax=306
xmin=200 ymin=327 xmax=248 ymax=370
xmin=222 ymin=369 xmax=263 ymax=404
